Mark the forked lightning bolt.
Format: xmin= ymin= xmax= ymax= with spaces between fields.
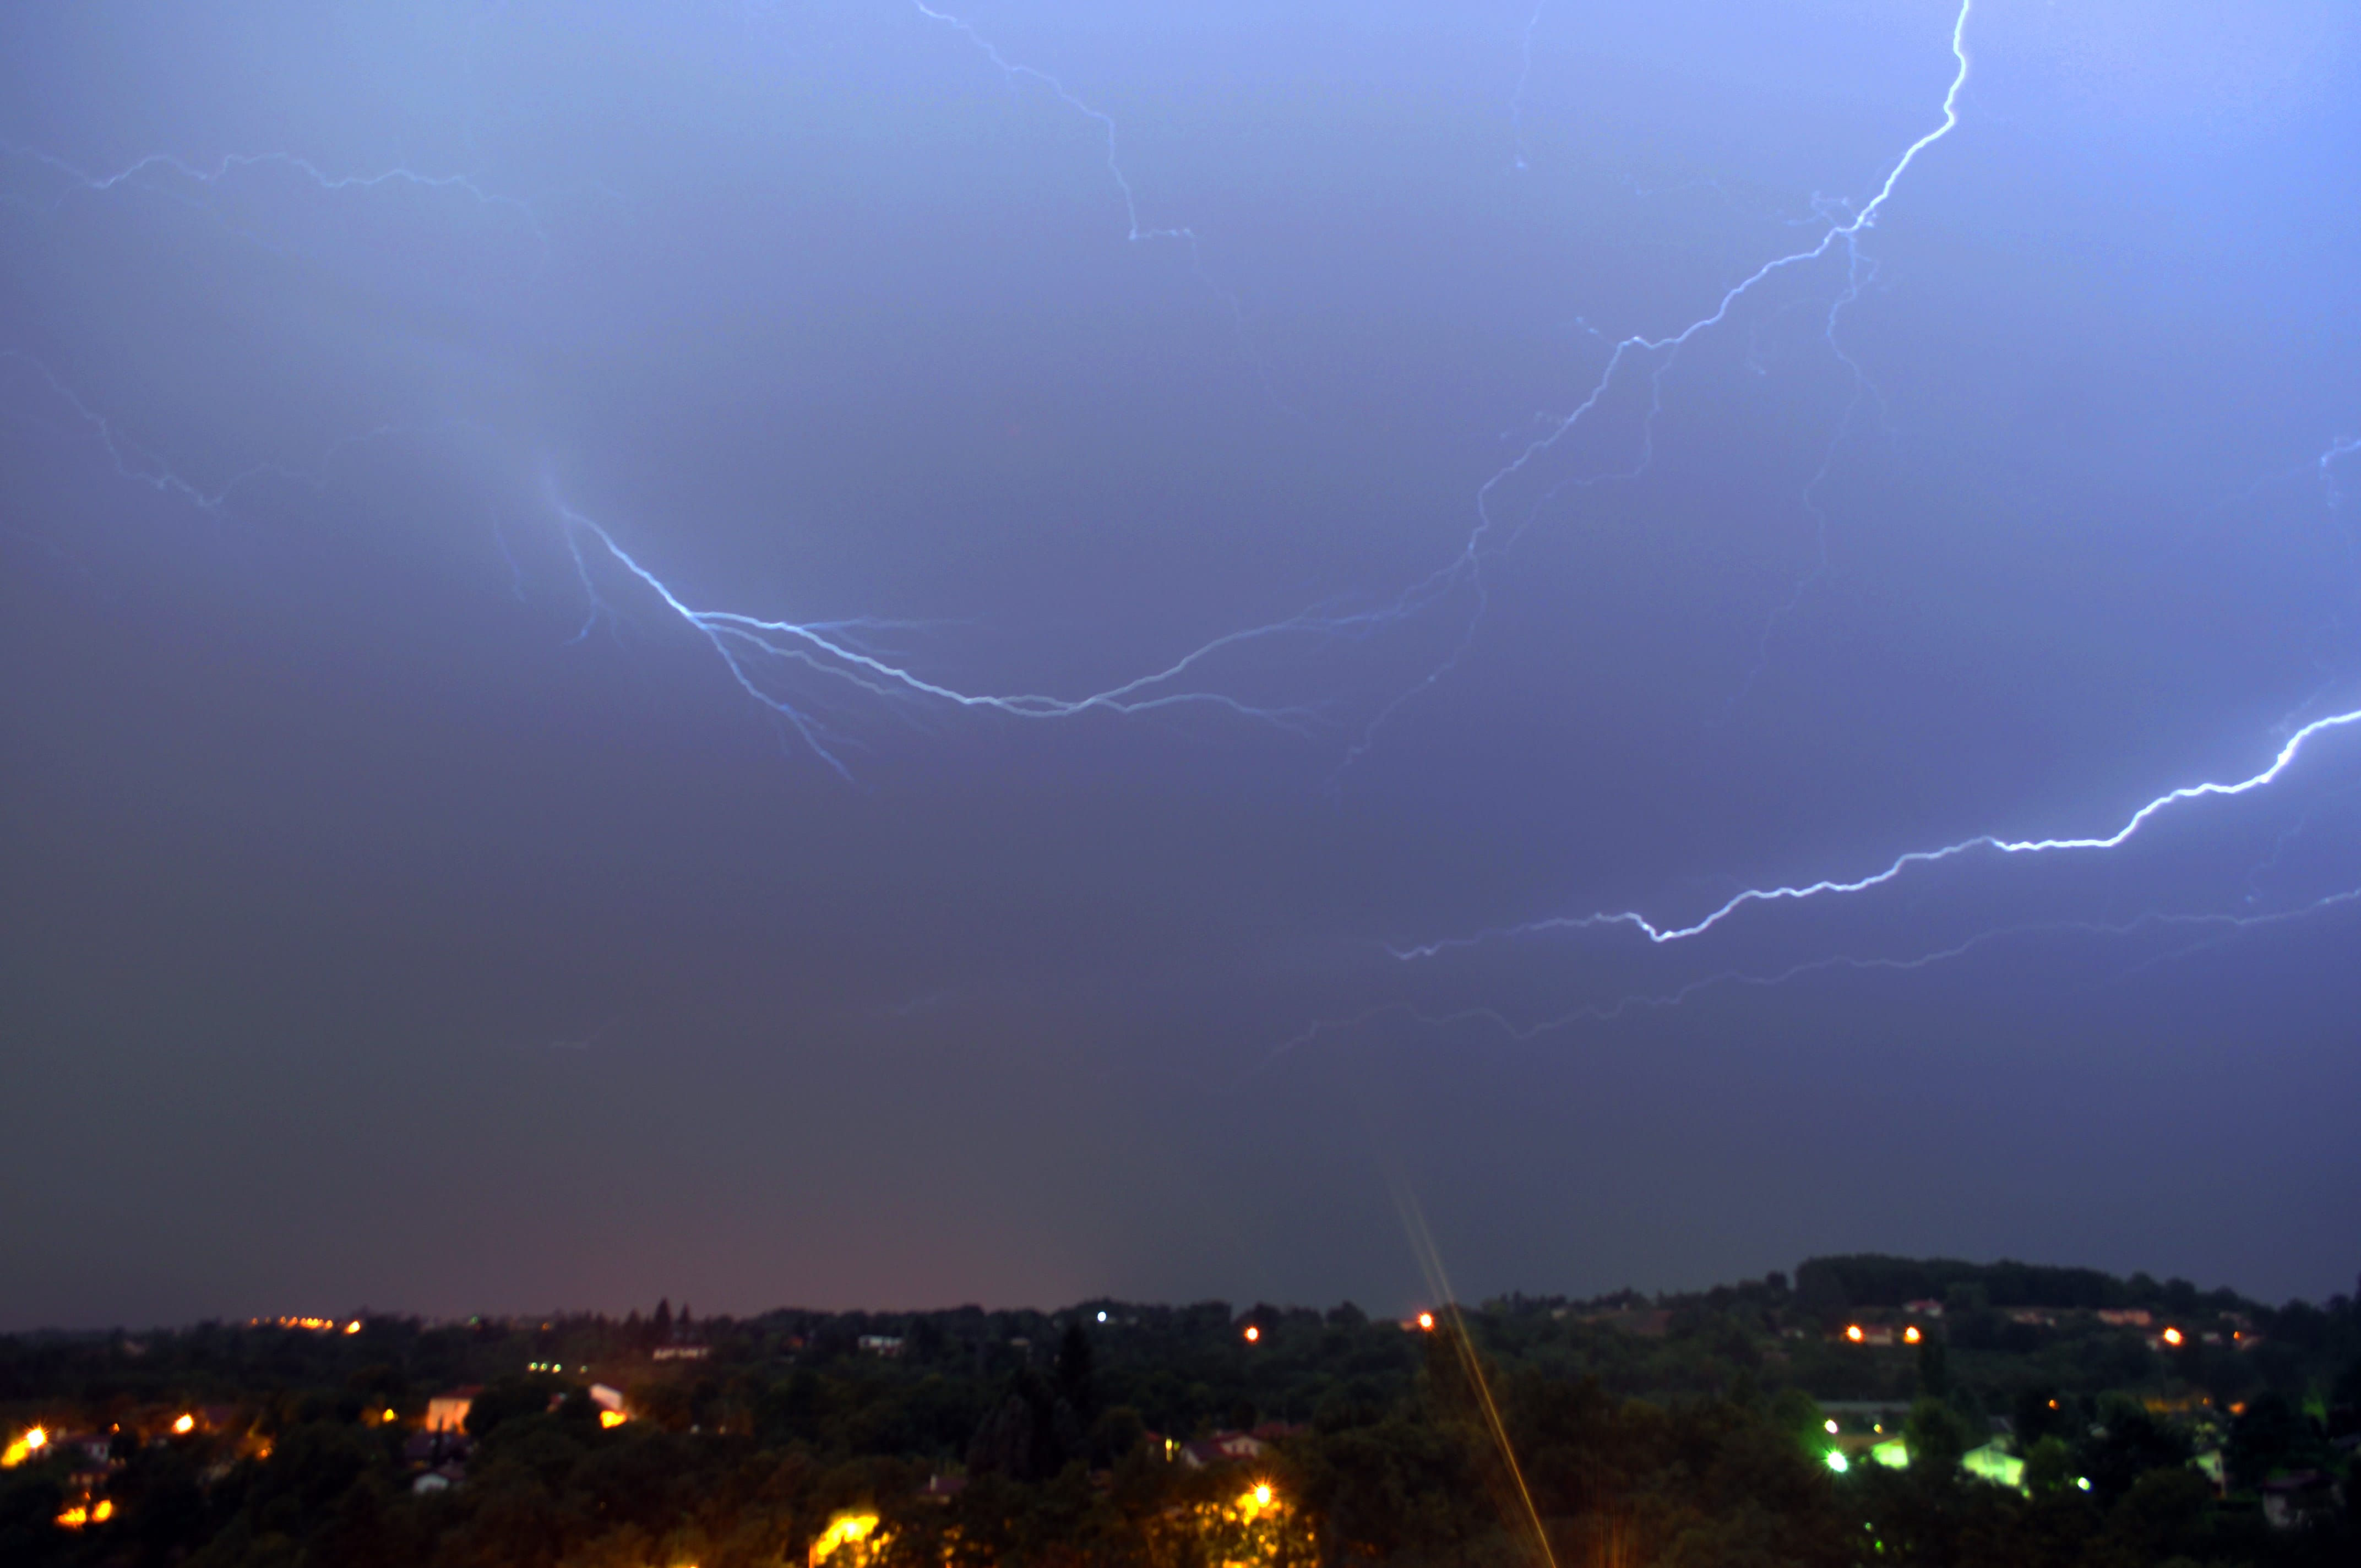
xmin=1396 ymin=706 xmax=2361 ymax=960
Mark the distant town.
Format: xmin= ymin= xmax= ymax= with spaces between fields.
xmin=2 ymin=1255 xmax=2353 ymax=1566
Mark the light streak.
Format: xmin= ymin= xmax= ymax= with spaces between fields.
xmin=1391 ymin=1185 xmax=1558 ymax=1568
xmin=1396 ymin=705 xmax=2361 ymax=957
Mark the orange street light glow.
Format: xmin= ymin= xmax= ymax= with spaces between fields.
xmin=1416 ymin=1312 xmax=1435 ymax=1332
xmin=1243 ymin=1325 xmax=1259 ymax=1343
xmin=1845 ymin=1325 xmax=1865 ymax=1343
xmin=2162 ymin=1326 xmax=2184 ymax=1346
xmin=600 ymin=1410 xmax=628 ymax=1429
xmin=1903 ymin=1326 xmax=1922 ymax=1344
xmin=172 ymin=1414 xmax=195 ymax=1435
xmin=345 ymin=1320 xmax=362 ymax=1335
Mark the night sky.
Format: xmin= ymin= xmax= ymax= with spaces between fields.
xmin=4 ymin=1 xmax=2358 ymax=1331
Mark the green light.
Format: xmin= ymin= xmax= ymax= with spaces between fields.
xmin=2075 ymin=1477 xmax=2091 ymax=1491
xmin=1825 ymin=1451 xmax=1849 ymax=1473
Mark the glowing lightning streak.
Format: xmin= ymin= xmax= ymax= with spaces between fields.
xmin=1268 ymin=889 xmax=2361 ymax=1070
xmin=1395 ymin=706 xmax=2361 ymax=959
xmin=557 ymin=502 xmax=1336 ymax=776
xmin=1331 ymin=0 xmax=1978 ymax=769
xmin=0 ymin=143 xmax=580 ymax=250
xmin=908 ymin=2 xmax=1184 ymax=245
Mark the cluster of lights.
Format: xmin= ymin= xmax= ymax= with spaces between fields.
xmin=3 ymin=1427 xmax=50 ymax=1467
xmin=55 ymin=1499 xmax=115 ymax=1528
xmin=249 ymin=1316 xmax=358 ymax=1334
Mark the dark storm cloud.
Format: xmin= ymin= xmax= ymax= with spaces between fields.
xmin=3 ymin=1 xmax=2357 ymax=1330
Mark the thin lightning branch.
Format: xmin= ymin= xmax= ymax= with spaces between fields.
xmin=0 ymin=141 xmax=614 ymax=257
xmin=906 ymin=2 xmax=1290 ymax=409
xmin=0 ymin=349 xmax=451 ymax=515
xmin=1508 ymin=1 xmax=1549 ymax=173
xmin=556 ymin=499 xmax=1347 ymax=774
xmin=1276 ymin=890 xmax=2361 ymax=1065
xmin=2322 ymin=434 xmax=2361 ymax=508
xmin=1395 ymin=706 xmax=2361 ymax=959
xmin=1330 ymin=0 xmax=1977 ymax=769
xmin=909 ymin=2 xmax=1183 ymax=245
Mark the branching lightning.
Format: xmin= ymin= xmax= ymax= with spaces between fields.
xmin=0 ymin=141 xmax=594 ymax=253
xmin=1270 ymin=886 xmax=2361 ymax=1069
xmin=554 ymin=499 xmax=1340 ymax=778
xmin=1396 ymin=705 xmax=2361 ymax=960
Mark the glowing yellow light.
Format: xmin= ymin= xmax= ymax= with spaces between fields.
xmin=56 ymin=1504 xmax=89 ymax=1528
xmin=93 ymin=1500 xmax=113 ymax=1522
xmin=808 ymin=1511 xmax=882 ymax=1568
xmin=1903 ymin=1325 xmax=1922 ymax=1344
xmin=2162 ymin=1326 xmax=2183 ymax=1346
xmin=345 ymin=1320 xmax=362 ymax=1335
xmin=600 ymin=1409 xmax=628 ymax=1429
xmin=1253 ymin=1484 xmax=1272 ymax=1507
xmin=1825 ymin=1419 xmax=1840 ymax=1434
xmin=383 ymin=1409 xmax=397 ymax=1424
xmin=1845 ymin=1325 xmax=1864 ymax=1343
xmin=1243 ymin=1325 xmax=1260 ymax=1343
xmin=172 ymin=1414 xmax=195 ymax=1435
xmin=1416 ymin=1311 xmax=1435 ymax=1332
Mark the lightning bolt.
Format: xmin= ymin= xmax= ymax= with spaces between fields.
xmin=1324 ymin=0 xmax=1978 ymax=769
xmin=1395 ymin=705 xmax=2361 ymax=959
xmin=554 ymin=499 xmax=1342 ymax=778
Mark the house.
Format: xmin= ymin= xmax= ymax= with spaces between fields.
xmin=2095 ymin=1309 xmax=2152 ymax=1327
xmin=1178 ymin=1431 xmax=1267 ymax=1469
xmin=412 ymin=1463 xmax=466 ymax=1496
xmin=2260 ymin=1473 xmax=2341 ymax=1531
xmin=916 ymin=1473 xmax=968 ymax=1504
xmin=857 ymin=1335 xmax=905 ymax=1358
xmin=1902 ymin=1299 xmax=1946 ymax=1319
xmin=652 ymin=1345 xmax=709 ymax=1362
xmin=1961 ymin=1441 xmax=2024 ymax=1491
xmin=423 ymin=1388 xmax=481 ymax=1434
